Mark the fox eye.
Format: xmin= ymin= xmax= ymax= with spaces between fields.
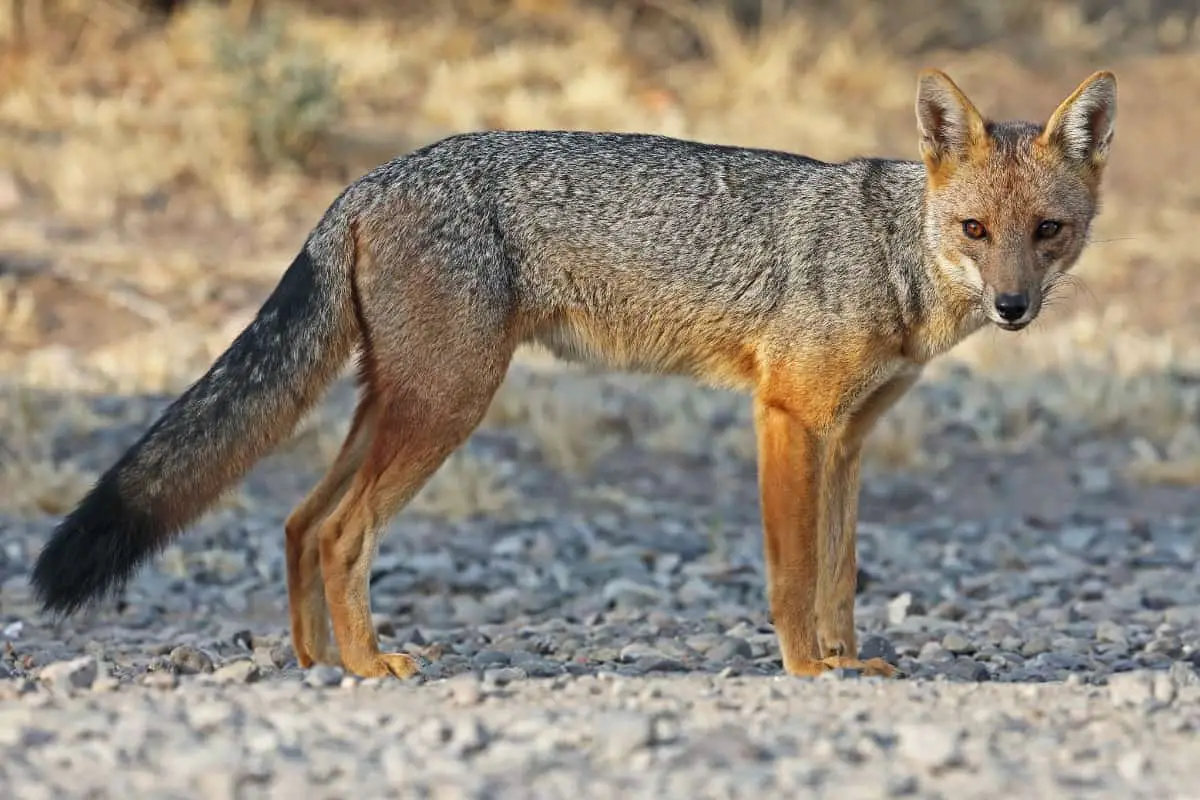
xmin=961 ymin=219 xmax=988 ymax=240
xmin=1035 ymin=220 xmax=1062 ymax=240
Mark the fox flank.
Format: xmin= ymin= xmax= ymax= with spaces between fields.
xmin=31 ymin=69 xmax=1117 ymax=680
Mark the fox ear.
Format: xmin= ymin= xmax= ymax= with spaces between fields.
xmin=1039 ymin=71 xmax=1117 ymax=168
xmin=915 ymin=69 xmax=988 ymax=174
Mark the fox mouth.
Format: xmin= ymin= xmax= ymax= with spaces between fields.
xmin=993 ymin=319 xmax=1031 ymax=332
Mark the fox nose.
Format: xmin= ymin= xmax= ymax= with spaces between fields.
xmin=993 ymin=292 xmax=1029 ymax=322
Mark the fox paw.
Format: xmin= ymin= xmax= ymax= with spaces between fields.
xmin=347 ymin=652 xmax=422 ymax=679
xmin=785 ymin=656 xmax=901 ymax=679
xmin=822 ymin=655 xmax=900 ymax=678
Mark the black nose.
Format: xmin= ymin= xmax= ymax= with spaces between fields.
xmin=993 ymin=292 xmax=1029 ymax=322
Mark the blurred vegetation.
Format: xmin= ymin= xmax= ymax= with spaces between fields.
xmin=210 ymin=9 xmax=341 ymax=171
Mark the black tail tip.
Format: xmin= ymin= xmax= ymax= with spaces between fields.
xmin=29 ymin=474 xmax=166 ymax=619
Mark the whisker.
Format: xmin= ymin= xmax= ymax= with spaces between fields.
xmin=1088 ymin=236 xmax=1142 ymax=245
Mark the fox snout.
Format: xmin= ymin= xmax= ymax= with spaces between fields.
xmin=983 ymin=284 xmax=1039 ymax=331
xmin=993 ymin=291 xmax=1030 ymax=326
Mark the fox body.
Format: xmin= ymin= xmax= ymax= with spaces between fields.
xmin=31 ymin=70 xmax=1117 ymax=679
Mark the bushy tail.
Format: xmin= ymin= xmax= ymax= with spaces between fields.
xmin=30 ymin=211 xmax=361 ymax=616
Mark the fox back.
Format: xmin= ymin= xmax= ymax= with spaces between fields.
xmin=341 ymin=69 xmax=1115 ymax=388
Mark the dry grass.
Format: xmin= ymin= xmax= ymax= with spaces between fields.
xmin=0 ymin=0 xmax=1198 ymax=521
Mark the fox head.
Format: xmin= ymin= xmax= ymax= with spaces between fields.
xmin=915 ymin=69 xmax=1117 ymax=331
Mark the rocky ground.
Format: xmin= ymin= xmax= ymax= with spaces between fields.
xmin=2 ymin=5 xmax=1199 ymax=792
xmin=0 ymin=374 xmax=1198 ymax=799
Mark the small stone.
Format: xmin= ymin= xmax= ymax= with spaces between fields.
xmin=212 ymin=660 xmax=260 ymax=684
xmin=1151 ymin=672 xmax=1178 ymax=706
xmin=142 ymin=670 xmax=179 ymax=690
xmin=253 ymin=645 xmax=288 ymax=671
xmin=1060 ymin=527 xmax=1098 ymax=551
xmin=596 ymin=711 xmax=653 ymax=759
xmin=168 ymin=645 xmax=215 ymax=675
xmin=1107 ymin=671 xmax=1155 ymax=709
xmin=602 ymin=578 xmax=665 ymax=610
xmin=649 ymin=713 xmax=681 ymax=746
xmin=918 ymin=643 xmax=954 ymax=664
xmin=449 ymin=717 xmax=490 ymax=757
xmin=888 ymin=592 xmax=916 ymax=625
xmin=446 ymin=674 xmax=484 ymax=706
xmin=619 ymin=642 xmax=664 ymax=662
xmin=706 ymin=637 xmax=753 ymax=662
xmin=895 ymin=723 xmax=963 ymax=771
xmin=1144 ymin=636 xmax=1183 ymax=658
xmin=859 ymin=635 xmax=897 ymax=663
xmin=887 ymin=774 xmax=920 ymax=796
xmin=1116 ymin=751 xmax=1149 ymax=781
xmin=1021 ymin=637 xmax=1053 ymax=657
xmin=471 ymin=650 xmax=511 ymax=669
xmin=305 ymin=665 xmax=344 ymax=688
xmin=636 ymin=656 xmax=687 ymax=674
xmin=1096 ymin=620 xmax=1129 ymax=646
xmin=39 ymin=657 xmax=98 ymax=691
xmin=483 ymin=667 xmax=526 ymax=686
xmin=1168 ymin=661 xmax=1199 ymax=687
xmin=678 ymin=577 xmax=718 ymax=604
xmin=941 ymin=633 xmax=975 ymax=655
xmin=945 ymin=658 xmax=989 ymax=682
xmin=91 ymin=675 xmax=120 ymax=693
xmin=1077 ymin=466 xmax=1113 ymax=494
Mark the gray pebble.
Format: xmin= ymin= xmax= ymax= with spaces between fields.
xmin=888 ymin=592 xmax=916 ymax=625
xmin=211 ymin=660 xmax=260 ymax=685
xmin=252 ymin=644 xmax=289 ymax=671
xmin=38 ymin=657 xmax=97 ymax=691
xmin=168 ymin=645 xmax=214 ymax=675
xmin=305 ymin=665 xmax=345 ymax=688
xmin=1107 ymin=671 xmax=1159 ymax=710
xmin=894 ymin=723 xmax=964 ymax=771
xmin=1096 ymin=620 xmax=1130 ymax=646
xmin=602 ymin=578 xmax=666 ymax=610
xmin=445 ymin=674 xmax=484 ymax=706
xmin=142 ymin=670 xmax=179 ymax=690
xmin=1021 ymin=637 xmax=1054 ymax=657
xmin=918 ymin=643 xmax=955 ymax=664
xmin=941 ymin=633 xmax=975 ymax=655
xmin=945 ymin=657 xmax=990 ymax=682
xmin=859 ymin=635 xmax=897 ymax=663
xmin=472 ymin=650 xmax=511 ymax=668
xmin=483 ymin=667 xmax=527 ymax=686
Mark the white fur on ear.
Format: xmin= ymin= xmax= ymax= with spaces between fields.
xmin=1042 ymin=71 xmax=1117 ymax=165
xmin=915 ymin=69 xmax=986 ymax=166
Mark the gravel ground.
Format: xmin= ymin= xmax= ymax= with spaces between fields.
xmin=1 ymin=382 xmax=1199 ymax=798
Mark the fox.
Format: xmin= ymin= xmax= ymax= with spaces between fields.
xmin=29 ymin=68 xmax=1117 ymax=680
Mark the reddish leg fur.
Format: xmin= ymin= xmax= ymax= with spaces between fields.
xmin=754 ymin=361 xmax=905 ymax=678
xmin=814 ymin=376 xmax=915 ymax=674
xmin=284 ymin=398 xmax=379 ymax=668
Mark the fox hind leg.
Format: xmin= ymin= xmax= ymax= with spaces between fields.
xmin=285 ymin=394 xmax=380 ymax=668
xmin=315 ymin=336 xmax=516 ymax=679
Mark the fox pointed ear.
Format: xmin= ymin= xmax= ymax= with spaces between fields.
xmin=1039 ymin=71 xmax=1117 ymax=169
xmin=915 ymin=69 xmax=988 ymax=175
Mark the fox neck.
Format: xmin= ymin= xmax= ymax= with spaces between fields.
xmin=886 ymin=161 xmax=989 ymax=362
